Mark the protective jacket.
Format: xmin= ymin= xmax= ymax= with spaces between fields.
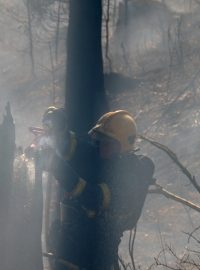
xmin=49 ymin=131 xmax=155 ymax=270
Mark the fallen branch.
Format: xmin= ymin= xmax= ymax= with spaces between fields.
xmin=149 ymin=183 xmax=200 ymax=213
xmin=183 ymin=231 xmax=200 ymax=245
xmin=140 ymin=135 xmax=200 ymax=193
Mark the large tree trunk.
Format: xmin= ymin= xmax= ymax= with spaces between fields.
xmin=66 ymin=0 xmax=108 ymax=134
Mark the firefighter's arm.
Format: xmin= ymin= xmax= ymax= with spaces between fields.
xmin=42 ymin=146 xmax=111 ymax=212
xmin=37 ymin=142 xmax=109 ymax=214
xmin=51 ymin=154 xmax=111 ymax=212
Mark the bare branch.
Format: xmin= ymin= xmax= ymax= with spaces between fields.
xmin=149 ymin=183 xmax=200 ymax=213
xmin=118 ymin=255 xmax=128 ymax=270
xmin=128 ymin=227 xmax=137 ymax=270
xmin=154 ymin=245 xmax=200 ymax=270
xmin=105 ymin=0 xmax=112 ymax=71
xmin=184 ymin=225 xmax=200 ymax=244
xmin=183 ymin=231 xmax=200 ymax=245
xmin=49 ymin=42 xmax=56 ymax=105
xmin=140 ymin=135 xmax=200 ymax=193
xmin=55 ymin=0 xmax=62 ymax=63
xmin=26 ymin=0 xmax=35 ymax=76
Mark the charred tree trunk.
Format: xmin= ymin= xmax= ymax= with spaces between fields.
xmin=0 ymin=103 xmax=15 ymax=269
xmin=0 ymin=105 xmax=43 ymax=270
xmin=66 ymin=0 xmax=108 ymax=133
xmin=27 ymin=154 xmax=43 ymax=270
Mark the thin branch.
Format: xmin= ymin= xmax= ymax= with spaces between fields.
xmin=128 ymin=227 xmax=137 ymax=270
xmin=155 ymin=258 xmax=180 ymax=270
xmin=105 ymin=0 xmax=112 ymax=71
xmin=55 ymin=0 xmax=61 ymax=63
xmin=149 ymin=183 xmax=200 ymax=213
xmin=118 ymin=255 xmax=127 ymax=270
xmin=49 ymin=42 xmax=56 ymax=105
xmin=140 ymin=135 xmax=200 ymax=193
xmin=186 ymin=248 xmax=200 ymax=255
xmin=183 ymin=231 xmax=200 ymax=245
xmin=124 ymin=0 xmax=128 ymax=25
xmin=156 ymin=217 xmax=168 ymax=266
xmin=183 ymin=225 xmax=200 ymax=244
xmin=121 ymin=42 xmax=132 ymax=74
xmin=26 ymin=0 xmax=35 ymax=76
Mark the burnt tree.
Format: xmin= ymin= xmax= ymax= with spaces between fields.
xmin=0 ymin=104 xmax=43 ymax=270
xmin=0 ymin=103 xmax=15 ymax=270
xmin=66 ymin=0 xmax=108 ymax=133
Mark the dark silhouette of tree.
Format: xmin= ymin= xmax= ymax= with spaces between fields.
xmin=0 ymin=104 xmax=15 ymax=270
xmin=66 ymin=0 xmax=109 ymax=134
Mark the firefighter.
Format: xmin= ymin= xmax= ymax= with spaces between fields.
xmin=41 ymin=107 xmax=155 ymax=270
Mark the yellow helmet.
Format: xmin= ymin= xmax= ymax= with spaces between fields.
xmin=89 ymin=110 xmax=137 ymax=153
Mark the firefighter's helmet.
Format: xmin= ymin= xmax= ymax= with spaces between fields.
xmin=42 ymin=106 xmax=67 ymax=134
xmin=89 ymin=110 xmax=137 ymax=153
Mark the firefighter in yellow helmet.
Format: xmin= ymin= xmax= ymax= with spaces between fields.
xmin=89 ymin=110 xmax=137 ymax=157
xmin=39 ymin=108 xmax=155 ymax=270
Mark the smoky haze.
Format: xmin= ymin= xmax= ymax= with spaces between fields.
xmin=105 ymin=0 xmax=200 ymax=266
xmin=0 ymin=0 xmax=200 ymax=269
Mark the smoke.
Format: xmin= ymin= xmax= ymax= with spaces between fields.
xmin=107 ymin=1 xmax=200 ymax=267
xmin=165 ymin=0 xmax=198 ymax=14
